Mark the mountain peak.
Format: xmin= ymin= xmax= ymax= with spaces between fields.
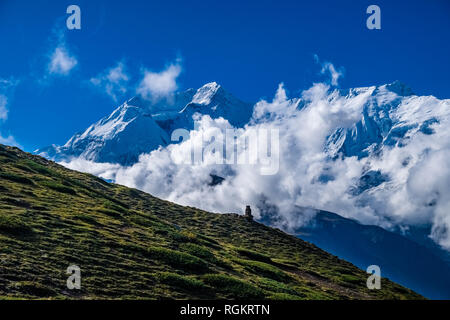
xmin=192 ymin=82 xmax=222 ymax=105
xmin=36 ymin=81 xmax=254 ymax=164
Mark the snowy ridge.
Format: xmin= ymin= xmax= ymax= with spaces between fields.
xmin=325 ymin=81 xmax=449 ymax=160
xmin=38 ymin=98 xmax=170 ymax=165
xmin=191 ymin=82 xmax=221 ymax=105
xmin=37 ymin=80 xmax=450 ymax=168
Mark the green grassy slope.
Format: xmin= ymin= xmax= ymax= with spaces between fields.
xmin=0 ymin=144 xmax=422 ymax=300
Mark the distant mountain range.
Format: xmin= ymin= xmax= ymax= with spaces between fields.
xmin=293 ymin=209 xmax=450 ymax=300
xmin=35 ymin=81 xmax=450 ymax=299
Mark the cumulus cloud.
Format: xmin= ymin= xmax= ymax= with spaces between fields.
xmin=90 ymin=62 xmax=129 ymax=101
xmin=136 ymin=62 xmax=181 ymax=100
xmin=48 ymin=46 xmax=77 ymax=76
xmin=60 ymin=158 xmax=122 ymax=181
xmin=314 ymin=54 xmax=343 ymax=86
xmin=0 ymin=94 xmax=7 ymax=120
xmin=61 ymin=81 xmax=450 ymax=250
xmin=321 ymin=62 xmax=342 ymax=86
xmin=0 ymin=78 xmax=18 ymax=121
xmin=45 ymin=30 xmax=77 ymax=77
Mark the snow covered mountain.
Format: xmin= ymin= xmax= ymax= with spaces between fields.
xmin=174 ymin=82 xmax=253 ymax=129
xmin=324 ymin=81 xmax=440 ymax=159
xmin=36 ymin=82 xmax=253 ymax=165
xmin=320 ymin=81 xmax=450 ymax=196
xmin=37 ymin=80 xmax=450 ymax=200
xmin=37 ymin=98 xmax=170 ymax=165
xmin=155 ymin=82 xmax=253 ymax=134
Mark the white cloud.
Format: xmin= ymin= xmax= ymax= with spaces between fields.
xmin=0 ymin=133 xmax=19 ymax=146
xmin=90 ymin=62 xmax=129 ymax=102
xmin=61 ymin=158 xmax=121 ymax=181
xmin=137 ymin=62 xmax=181 ymax=100
xmin=48 ymin=46 xmax=78 ymax=76
xmin=314 ymin=54 xmax=343 ymax=86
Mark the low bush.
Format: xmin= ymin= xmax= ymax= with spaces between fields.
xmin=179 ymin=243 xmax=217 ymax=263
xmin=0 ymin=172 xmax=34 ymax=185
xmin=235 ymin=258 xmax=290 ymax=282
xmin=0 ymin=197 xmax=30 ymax=208
xmin=235 ymin=247 xmax=272 ymax=264
xmin=0 ymin=215 xmax=34 ymax=237
xmin=268 ymin=292 xmax=300 ymax=300
xmin=156 ymin=272 xmax=207 ymax=291
xmin=149 ymin=247 xmax=209 ymax=273
xmin=75 ymin=214 xmax=99 ymax=225
xmin=24 ymin=160 xmax=55 ymax=175
xmin=14 ymin=281 xmax=56 ymax=297
xmin=102 ymin=200 xmax=127 ymax=214
xmin=257 ymin=277 xmax=299 ymax=295
xmin=202 ymin=274 xmax=264 ymax=299
xmin=95 ymin=208 xmax=122 ymax=218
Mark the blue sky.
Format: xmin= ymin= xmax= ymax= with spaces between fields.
xmin=0 ymin=0 xmax=449 ymax=152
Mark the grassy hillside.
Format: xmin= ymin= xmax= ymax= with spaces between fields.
xmin=0 ymin=144 xmax=422 ymax=299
